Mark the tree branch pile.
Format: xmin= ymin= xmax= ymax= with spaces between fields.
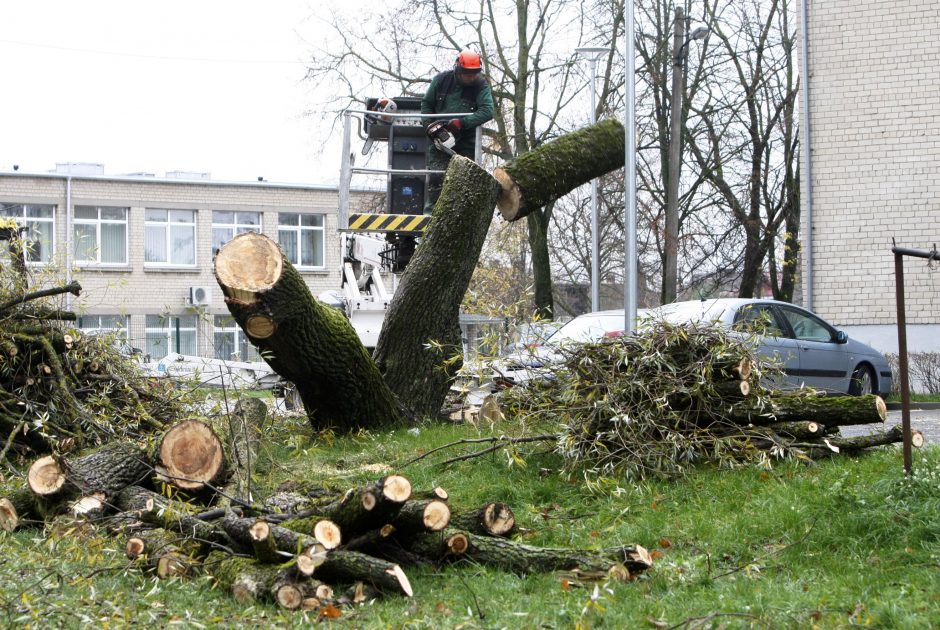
xmin=1 ymin=402 xmax=653 ymax=614
xmin=498 ymin=320 xmax=922 ymax=480
xmin=0 ymin=278 xmax=189 ymax=461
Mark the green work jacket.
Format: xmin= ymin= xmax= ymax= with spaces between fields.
xmin=421 ymin=70 xmax=495 ymax=158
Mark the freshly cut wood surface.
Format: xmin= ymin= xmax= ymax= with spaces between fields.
xmin=158 ymin=419 xmax=226 ymax=491
xmin=493 ymin=118 xmax=626 ymax=222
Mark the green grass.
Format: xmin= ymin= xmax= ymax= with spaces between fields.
xmin=886 ymin=392 xmax=940 ymax=403
xmin=2 ymin=416 xmax=939 ymax=628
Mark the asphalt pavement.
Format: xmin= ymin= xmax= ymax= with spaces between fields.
xmin=841 ymin=406 xmax=940 ymax=445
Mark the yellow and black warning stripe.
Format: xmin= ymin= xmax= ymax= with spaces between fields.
xmin=346 ymin=213 xmax=431 ymax=233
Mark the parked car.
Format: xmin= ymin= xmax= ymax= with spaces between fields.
xmin=647 ymin=298 xmax=893 ymax=396
xmin=491 ymin=300 xmax=892 ymax=397
xmin=491 ymin=310 xmax=630 ymax=385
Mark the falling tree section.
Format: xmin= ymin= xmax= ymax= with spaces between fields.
xmin=214 ymin=232 xmax=400 ymax=432
xmin=493 ymin=118 xmax=626 ymax=222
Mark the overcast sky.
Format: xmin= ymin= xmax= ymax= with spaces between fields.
xmin=0 ymin=0 xmax=358 ymax=184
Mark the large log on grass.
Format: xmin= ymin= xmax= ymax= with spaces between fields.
xmin=729 ymin=394 xmax=887 ymax=427
xmin=458 ymin=531 xmax=653 ymax=576
xmin=798 ymin=424 xmax=924 ymax=459
xmin=493 ymin=118 xmax=625 ymax=222
xmin=373 ymin=156 xmax=501 ymax=419
xmin=214 ymin=232 xmax=400 ymax=431
xmin=26 ymin=442 xmax=151 ymax=516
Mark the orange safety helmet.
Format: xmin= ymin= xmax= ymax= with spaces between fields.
xmin=455 ymin=50 xmax=482 ymax=73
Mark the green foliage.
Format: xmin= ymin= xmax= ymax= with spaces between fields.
xmin=501 ymin=319 xmax=814 ymax=480
xmin=1 ymin=421 xmax=938 ymax=627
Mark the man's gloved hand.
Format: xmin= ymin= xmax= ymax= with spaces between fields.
xmin=446 ymin=119 xmax=462 ymax=134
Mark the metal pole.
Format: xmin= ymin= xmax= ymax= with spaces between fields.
xmin=893 ymin=251 xmax=913 ymax=475
xmin=589 ymin=55 xmax=600 ymax=312
xmin=338 ymin=111 xmax=352 ymax=230
xmin=624 ymin=0 xmax=637 ymax=333
xmin=799 ymin=0 xmax=815 ymax=311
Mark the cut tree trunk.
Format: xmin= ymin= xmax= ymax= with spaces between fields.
xmin=391 ymin=499 xmax=451 ymax=535
xmin=214 ymin=232 xmax=400 ymax=432
xmin=279 ymin=475 xmax=411 ymax=540
xmin=729 ymin=394 xmax=887 ymax=427
xmin=155 ymin=419 xmax=227 ymax=493
xmin=126 ymin=527 xmax=200 ymax=578
xmin=449 ymin=502 xmax=516 ymax=537
xmin=26 ymin=442 xmax=151 ymax=517
xmin=373 ymin=156 xmax=502 ymax=419
xmin=455 ymin=530 xmax=652 ymax=575
xmin=316 ymin=549 xmax=413 ymax=597
xmin=493 ymin=119 xmax=626 ymax=222
xmin=799 ymin=424 xmax=924 ymax=459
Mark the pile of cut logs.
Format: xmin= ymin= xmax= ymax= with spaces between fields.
xmin=0 ymin=399 xmax=652 ymax=613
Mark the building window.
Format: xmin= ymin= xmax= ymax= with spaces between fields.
xmin=144 ymin=209 xmax=196 ymax=266
xmin=212 ymin=211 xmax=262 ymax=254
xmin=145 ymin=314 xmax=197 ymax=358
xmin=78 ymin=314 xmax=129 ymax=338
xmin=74 ymin=206 xmax=128 ymax=265
xmin=213 ymin=315 xmax=259 ymax=361
xmin=0 ymin=203 xmax=55 ymax=263
xmin=278 ymin=213 xmax=324 ymax=268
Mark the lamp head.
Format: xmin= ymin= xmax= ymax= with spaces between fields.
xmin=690 ymin=25 xmax=709 ymax=41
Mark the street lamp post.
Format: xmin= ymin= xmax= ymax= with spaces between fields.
xmin=576 ymin=46 xmax=611 ymax=313
xmin=664 ymin=7 xmax=708 ymax=304
xmin=624 ymin=0 xmax=637 ymax=334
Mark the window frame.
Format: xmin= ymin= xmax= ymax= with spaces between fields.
xmin=213 ymin=314 xmax=259 ymax=362
xmin=145 ymin=314 xmax=198 ymax=359
xmin=144 ymin=208 xmax=198 ymax=267
xmin=211 ymin=210 xmax=262 ymax=255
xmin=73 ymin=205 xmax=129 ymax=266
xmin=277 ymin=212 xmax=325 ymax=269
xmin=0 ymin=202 xmax=56 ymax=265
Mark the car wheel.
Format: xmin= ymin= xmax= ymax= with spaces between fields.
xmin=848 ymin=364 xmax=874 ymax=396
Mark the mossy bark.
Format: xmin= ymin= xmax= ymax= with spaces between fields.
xmin=458 ymin=531 xmax=652 ymax=575
xmin=494 ymin=118 xmax=626 ymax=222
xmin=374 ymin=156 xmax=501 ymax=419
xmin=214 ymin=232 xmax=400 ymax=432
xmin=730 ymin=394 xmax=886 ymax=427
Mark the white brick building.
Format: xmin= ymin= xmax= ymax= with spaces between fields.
xmin=802 ymin=0 xmax=940 ymax=352
xmin=0 ymin=165 xmax=377 ymax=360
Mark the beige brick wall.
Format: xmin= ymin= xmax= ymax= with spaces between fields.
xmin=803 ymin=0 xmax=940 ymax=326
xmin=1 ymin=174 xmax=379 ymax=357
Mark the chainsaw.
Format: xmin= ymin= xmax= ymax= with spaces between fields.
xmin=426 ymin=120 xmax=457 ymax=156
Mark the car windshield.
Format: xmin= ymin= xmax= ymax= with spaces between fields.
xmin=548 ymin=314 xmax=625 ymax=344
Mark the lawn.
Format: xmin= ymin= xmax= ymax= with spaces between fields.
xmin=1 ymin=413 xmax=938 ymax=628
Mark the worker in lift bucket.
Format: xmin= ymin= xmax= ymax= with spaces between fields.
xmin=421 ymin=49 xmax=495 ymax=214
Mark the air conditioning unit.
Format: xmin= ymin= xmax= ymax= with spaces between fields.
xmin=189 ymin=286 xmax=213 ymax=307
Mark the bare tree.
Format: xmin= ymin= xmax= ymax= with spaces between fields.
xmin=687 ymin=0 xmax=800 ymax=299
xmin=303 ymin=0 xmax=612 ymax=320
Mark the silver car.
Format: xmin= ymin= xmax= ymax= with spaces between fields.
xmin=649 ymin=298 xmax=893 ymax=396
